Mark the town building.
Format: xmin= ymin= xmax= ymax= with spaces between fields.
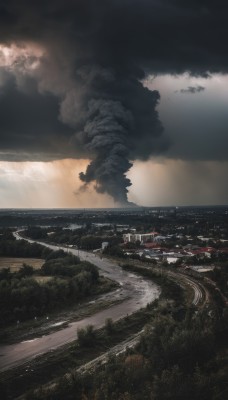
xmin=123 ymin=232 xmax=158 ymax=244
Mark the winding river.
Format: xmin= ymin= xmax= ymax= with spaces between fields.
xmin=0 ymin=232 xmax=160 ymax=371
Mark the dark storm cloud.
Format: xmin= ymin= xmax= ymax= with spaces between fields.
xmin=176 ymin=85 xmax=205 ymax=94
xmin=0 ymin=0 xmax=227 ymax=203
xmin=162 ymin=99 xmax=228 ymax=162
xmin=0 ymin=75 xmax=73 ymax=161
xmin=1 ymin=0 xmax=227 ymax=74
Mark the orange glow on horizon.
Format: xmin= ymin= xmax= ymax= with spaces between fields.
xmin=0 ymin=159 xmax=117 ymax=208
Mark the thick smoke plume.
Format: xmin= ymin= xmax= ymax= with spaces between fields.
xmin=0 ymin=1 xmax=228 ymax=204
xmin=79 ymin=99 xmax=133 ymax=204
xmin=59 ymin=66 xmax=162 ymax=205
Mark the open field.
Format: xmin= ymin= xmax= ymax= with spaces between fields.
xmin=0 ymin=257 xmax=44 ymax=271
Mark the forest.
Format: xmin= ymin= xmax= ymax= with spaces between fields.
xmin=24 ymin=226 xmax=122 ymax=250
xmin=0 ymin=230 xmax=100 ymax=326
xmin=0 ymin=229 xmax=50 ymax=258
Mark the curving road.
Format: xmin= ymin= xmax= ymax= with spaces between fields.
xmin=0 ymin=232 xmax=160 ymax=371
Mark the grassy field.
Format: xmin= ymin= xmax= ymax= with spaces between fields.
xmin=0 ymin=257 xmax=44 ymax=271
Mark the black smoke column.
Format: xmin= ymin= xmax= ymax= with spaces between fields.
xmin=79 ymin=99 xmax=134 ymax=204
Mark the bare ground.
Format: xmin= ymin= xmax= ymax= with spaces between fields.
xmin=0 ymin=257 xmax=44 ymax=271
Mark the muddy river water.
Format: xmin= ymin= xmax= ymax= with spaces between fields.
xmin=0 ymin=234 xmax=160 ymax=371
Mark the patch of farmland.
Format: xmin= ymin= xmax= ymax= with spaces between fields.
xmin=0 ymin=257 xmax=44 ymax=271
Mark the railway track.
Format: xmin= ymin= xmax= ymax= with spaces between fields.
xmin=164 ymin=269 xmax=210 ymax=307
xmin=7 ymin=233 xmax=210 ymax=382
xmin=12 ymin=253 xmax=213 ymax=399
xmin=29 ymin=271 xmax=211 ymax=395
xmin=76 ymin=330 xmax=143 ymax=376
xmin=74 ymin=271 xmax=211 ymax=378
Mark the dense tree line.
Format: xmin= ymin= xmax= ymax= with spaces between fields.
xmin=206 ymin=262 xmax=228 ymax=298
xmin=0 ymin=230 xmax=50 ymax=258
xmin=0 ymin=260 xmax=99 ymax=326
xmin=103 ymin=244 xmax=126 ymax=258
xmin=37 ymin=227 xmax=89 ymax=245
xmin=25 ymin=302 xmax=228 ymax=400
xmin=25 ymin=225 xmax=124 ymax=250
xmin=0 ymin=238 xmax=100 ymax=326
xmin=24 ymin=227 xmax=48 ymax=240
xmin=42 ymin=255 xmax=99 ymax=282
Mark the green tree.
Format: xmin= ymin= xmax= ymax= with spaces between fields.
xmin=105 ymin=318 xmax=115 ymax=335
xmin=77 ymin=325 xmax=97 ymax=347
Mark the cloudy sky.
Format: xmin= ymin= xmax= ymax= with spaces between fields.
xmin=0 ymin=0 xmax=227 ymax=207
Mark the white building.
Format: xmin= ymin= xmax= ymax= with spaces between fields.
xmin=102 ymin=241 xmax=109 ymax=250
xmin=123 ymin=232 xmax=158 ymax=243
